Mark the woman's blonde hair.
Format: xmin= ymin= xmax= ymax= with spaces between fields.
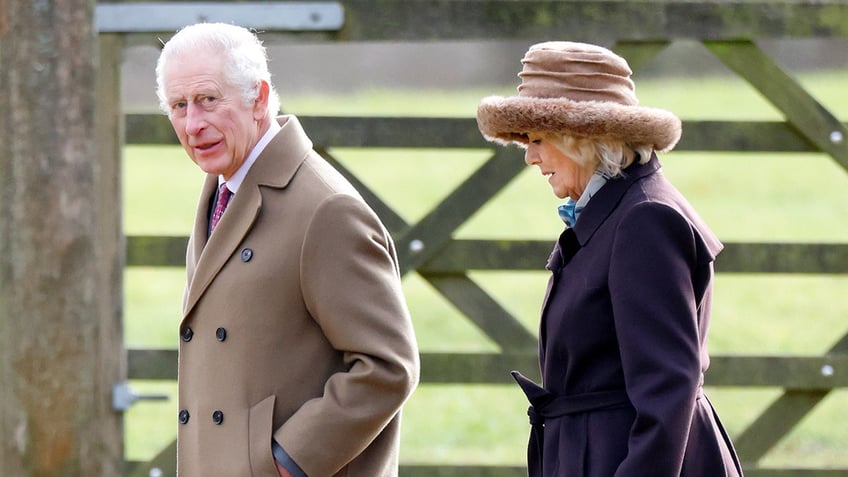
xmin=549 ymin=134 xmax=653 ymax=178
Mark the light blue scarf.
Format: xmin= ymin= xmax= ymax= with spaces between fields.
xmin=557 ymin=170 xmax=610 ymax=227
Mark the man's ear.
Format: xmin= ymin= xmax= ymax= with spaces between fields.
xmin=253 ymin=80 xmax=270 ymax=119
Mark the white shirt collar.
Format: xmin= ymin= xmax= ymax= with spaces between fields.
xmin=218 ymin=119 xmax=282 ymax=193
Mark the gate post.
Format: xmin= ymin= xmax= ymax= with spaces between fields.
xmin=0 ymin=2 xmax=124 ymax=476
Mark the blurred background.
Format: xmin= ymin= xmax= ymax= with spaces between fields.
xmin=121 ymin=35 xmax=848 ymax=471
xmin=122 ymin=38 xmax=848 ymax=111
xmin=4 ymin=2 xmax=847 ymax=475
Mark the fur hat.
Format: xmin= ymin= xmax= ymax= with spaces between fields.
xmin=476 ymin=41 xmax=682 ymax=152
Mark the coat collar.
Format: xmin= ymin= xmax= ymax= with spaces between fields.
xmin=183 ymin=115 xmax=313 ymax=318
xmin=570 ymin=153 xmax=661 ymax=247
xmin=545 ymin=154 xmax=660 ymax=273
xmin=546 ymin=152 xmax=722 ymax=268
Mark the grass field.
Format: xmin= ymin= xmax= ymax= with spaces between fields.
xmin=123 ymin=71 xmax=848 ymax=468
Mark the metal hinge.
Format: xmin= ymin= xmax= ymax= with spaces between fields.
xmin=112 ymin=382 xmax=169 ymax=412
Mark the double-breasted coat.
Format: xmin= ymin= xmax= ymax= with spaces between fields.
xmin=517 ymin=155 xmax=743 ymax=476
xmin=177 ymin=115 xmax=420 ymax=477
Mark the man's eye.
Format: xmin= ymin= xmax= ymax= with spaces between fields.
xmin=172 ymin=102 xmax=186 ymax=110
xmin=203 ymin=96 xmax=217 ymax=104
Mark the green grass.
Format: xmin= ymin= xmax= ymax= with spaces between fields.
xmin=124 ymin=71 xmax=848 ymax=468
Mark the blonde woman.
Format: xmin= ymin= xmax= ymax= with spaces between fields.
xmin=477 ymin=42 xmax=743 ymax=477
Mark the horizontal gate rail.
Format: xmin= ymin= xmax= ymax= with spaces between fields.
xmin=421 ymin=241 xmax=848 ymax=275
xmin=127 ymin=348 xmax=848 ymax=388
xmin=126 ymin=115 xmax=848 ymax=153
xmin=127 ymin=236 xmax=848 ymax=274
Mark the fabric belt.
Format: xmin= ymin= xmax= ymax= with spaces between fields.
xmin=511 ymin=371 xmax=631 ymax=477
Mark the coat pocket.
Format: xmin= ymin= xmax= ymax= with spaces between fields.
xmin=249 ymin=395 xmax=281 ymax=477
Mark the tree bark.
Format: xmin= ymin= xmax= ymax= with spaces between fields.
xmin=0 ymin=1 xmax=124 ymax=475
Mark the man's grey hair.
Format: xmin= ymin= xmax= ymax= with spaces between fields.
xmin=155 ymin=22 xmax=281 ymax=118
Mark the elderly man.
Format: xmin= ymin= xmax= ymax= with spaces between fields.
xmin=155 ymin=23 xmax=420 ymax=477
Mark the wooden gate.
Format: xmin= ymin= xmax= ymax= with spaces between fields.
xmin=96 ymin=1 xmax=848 ymax=476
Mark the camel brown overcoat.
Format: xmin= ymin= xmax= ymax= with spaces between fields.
xmin=177 ymin=115 xmax=420 ymax=477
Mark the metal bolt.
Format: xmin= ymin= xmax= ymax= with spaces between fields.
xmin=830 ymin=130 xmax=844 ymax=144
xmin=821 ymin=364 xmax=834 ymax=377
xmin=409 ymin=239 xmax=424 ymax=253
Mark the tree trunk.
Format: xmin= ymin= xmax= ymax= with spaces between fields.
xmin=0 ymin=0 xmax=124 ymax=475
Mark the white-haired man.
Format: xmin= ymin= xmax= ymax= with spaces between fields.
xmin=155 ymin=22 xmax=420 ymax=477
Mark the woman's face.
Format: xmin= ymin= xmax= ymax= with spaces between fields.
xmin=525 ymin=133 xmax=596 ymax=200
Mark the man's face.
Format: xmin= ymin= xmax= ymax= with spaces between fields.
xmin=163 ymin=49 xmax=263 ymax=179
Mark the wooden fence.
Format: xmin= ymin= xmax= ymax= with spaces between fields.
xmin=96 ymin=1 xmax=848 ymax=476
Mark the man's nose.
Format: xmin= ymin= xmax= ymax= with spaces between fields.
xmin=185 ymin=103 xmax=206 ymax=136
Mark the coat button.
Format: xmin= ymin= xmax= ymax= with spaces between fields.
xmin=241 ymin=248 xmax=253 ymax=262
xmin=212 ymin=410 xmax=224 ymax=425
xmin=181 ymin=327 xmax=193 ymax=342
xmin=179 ymin=409 xmax=190 ymax=424
xmin=215 ymin=327 xmax=227 ymax=342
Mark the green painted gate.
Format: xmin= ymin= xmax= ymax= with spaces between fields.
xmin=95 ymin=1 xmax=848 ymax=475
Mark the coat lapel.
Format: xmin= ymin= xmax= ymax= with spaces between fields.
xmin=182 ymin=115 xmax=313 ymax=320
xmin=571 ymin=153 xmax=661 ymax=247
xmin=183 ymin=176 xmax=262 ymax=319
xmin=537 ymin=154 xmax=661 ymax=342
xmin=188 ymin=176 xmax=216 ymax=268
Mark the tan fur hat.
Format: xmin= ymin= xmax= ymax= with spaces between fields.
xmin=476 ymin=41 xmax=682 ymax=152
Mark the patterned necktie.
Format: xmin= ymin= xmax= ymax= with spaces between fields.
xmin=210 ymin=183 xmax=233 ymax=233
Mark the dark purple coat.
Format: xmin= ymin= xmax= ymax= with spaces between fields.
xmin=520 ymin=154 xmax=743 ymax=476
